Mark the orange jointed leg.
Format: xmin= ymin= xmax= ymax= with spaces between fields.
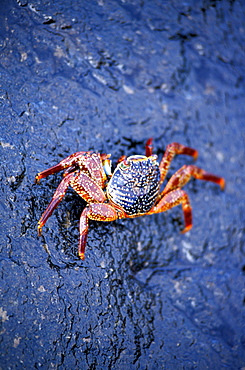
xmin=192 ymin=167 xmax=226 ymax=190
xmin=159 ymin=143 xmax=198 ymax=185
xmin=38 ymin=173 xmax=74 ymax=236
xmin=78 ymin=203 xmax=119 ymax=260
xmin=35 ymin=163 xmax=66 ymax=183
xmin=35 ymin=151 xmax=88 ymax=183
xmin=148 ymin=189 xmax=193 ymax=233
xmin=70 ymin=172 xmax=106 ymax=203
xmin=162 ymin=165 xmax=225 ymax=196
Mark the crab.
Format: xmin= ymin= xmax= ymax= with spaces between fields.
xmin=35 ymin=139 xmax=225 ymax=260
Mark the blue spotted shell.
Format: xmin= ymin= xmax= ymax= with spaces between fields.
xmin=107 ymin=155 xmax=160 ymax=215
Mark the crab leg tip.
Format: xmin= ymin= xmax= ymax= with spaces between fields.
xmin=38 ymin=225 xmax=42 ymax=237
xmin=193 ymin=151 xmax=198 ymax=161
xmin=181 ymin=224 xmax=192 ymax=234
xmin=79 ymin=252 xmax=85 ymax=260
xmin=220 ymin=178 xmax=226 ymax=190
xmin=35 ymin=175 xmax=40 ymax=184
xmin=38 ymin=221 xmax=44 ymax=237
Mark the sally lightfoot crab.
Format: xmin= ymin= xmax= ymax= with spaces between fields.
xmin=35 ymin=139 xmax=225 ymax=260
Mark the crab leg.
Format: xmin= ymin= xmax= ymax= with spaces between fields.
xmin=159 ymin=143 xmax=198 ymax=185
xmin=71 ymin=172 xmax=106 ymax=203
xmin=38 ymin=171 xmax=107 ymax=237
xmin=79 ymin=204 xmax=119 ymax=260
xmin=35 ymin=151 xmax=88 ymax=183
xmin=79 ymin=208 xmax=89 ymax=260
xmin=161 ymin=165 xmax=225 ymax=196
xmin=148 ymin=189 xmax=193 ymax=233
xmin=38 ymin=172 xmax=75 ymax=236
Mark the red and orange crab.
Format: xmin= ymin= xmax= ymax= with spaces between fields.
xmin=35 ymin=139 xmax=225 ymax=260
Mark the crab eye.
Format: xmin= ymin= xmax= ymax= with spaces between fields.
xmin=148 ymin=154 xmax=158 ymax=166
xmin=120 ymin=159 xmax=130 ymax=170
